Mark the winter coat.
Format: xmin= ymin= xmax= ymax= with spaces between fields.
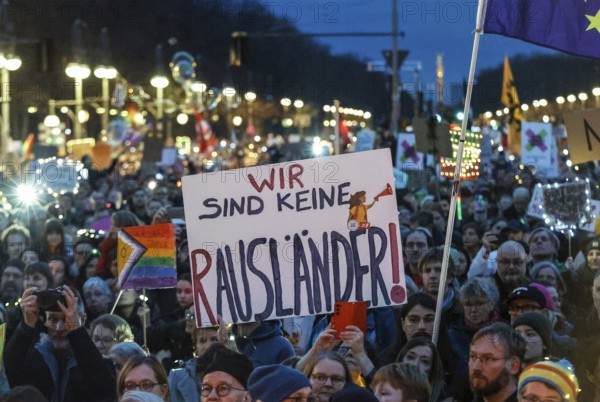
xmin=237 ymin=320 xmax=295 ymax=367
xmin=4 ymin=322 xmax=116 ymax=402
xmin=168 ymin=358 xmax=199 ymax=402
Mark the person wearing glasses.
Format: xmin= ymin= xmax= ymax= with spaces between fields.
xmin=117 ymin=355 xmax=170 ymax=401
xmin=380 ymin=293 xmax=458 ymax=397
xmin=247 ymin=364 xmax=315 ymax=402
xmin=450 ymin=277 xmax=503 ymax=369
xmin=5 ymin=286 xmax=117 ymax=402
xmin=494 ymin=241 xmax=531 ymax=320
xmin=168 ymin=320 xmax=235 ymax=402
xmin=199 ymin=347 xmax=254 ymax=402
xmin=517 ymin=359 xmax=579 ymax=402
xmin=301 ymin=350 xmax=353 ymax=402
xmin=468 ymin=322 xmax=525 ymax=402
xmin=89 ymin=313 xmax=134 ymax=357
xmin=505 ymin=283 xmax=576 ymax=361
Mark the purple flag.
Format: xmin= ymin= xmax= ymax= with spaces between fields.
xmin=483 ymin=0 xmax=600 ymax=59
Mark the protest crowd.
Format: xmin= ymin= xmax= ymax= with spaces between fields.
xmin=0 ymin=131 xmax=597 ymax=402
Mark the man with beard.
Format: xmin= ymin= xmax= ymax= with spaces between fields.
xmin=494 ymin=241 xmax=530 ymax=320
xmin=469 ymin=322 xmax=525 ymax=402
xmin=4 ymin=285 xmax=116 ymax=402
xmin=1 ymin=258 xmax=24 ymax=303
xmin=1 ymin=258 xmax=25 ymax=340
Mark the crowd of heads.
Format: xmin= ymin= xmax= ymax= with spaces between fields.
xmin=0 ymin=143 xmax=599 ymax=402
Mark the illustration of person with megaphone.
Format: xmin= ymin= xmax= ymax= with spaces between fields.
xmin=347 ymin=183 xmax=393 ymax=231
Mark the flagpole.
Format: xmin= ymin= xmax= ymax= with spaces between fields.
xmin=432 ymin=0 xmax=487 ymax=346
xmin=110 ymin=290 xmax=123 ymax=315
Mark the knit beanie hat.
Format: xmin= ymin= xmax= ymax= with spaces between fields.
xmin=586 ymin=238 xmax=600 ymax=255
xmin=330 ymin=384 xmax=379 ymax=402
xmin=204 ymin=348 xmax=254 ymax=388
xmin=512 ymin=312 xmax=553 ymax=350
xmin=529 ymin=282 xmax=556 ymax=311
xmin=518 ymin=359 xmax=579 ymax=402
xmin=248 ymin=364 xmax=310 ymax=402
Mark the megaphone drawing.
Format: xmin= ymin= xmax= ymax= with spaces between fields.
xmin=375 ymin=183 xmax=393 ymax=201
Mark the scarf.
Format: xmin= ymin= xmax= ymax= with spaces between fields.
xmin=464 ymin=310 xmax=501 ymax=333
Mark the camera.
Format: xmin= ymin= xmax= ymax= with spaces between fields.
xmin=34 ymin=287 xmax=66 ymax=311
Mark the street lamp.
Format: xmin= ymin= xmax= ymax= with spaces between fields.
xmin=244 ymin=91 xmax=257 ymax=135
xmin=566 ymin=94 xmax=576 ymax=109
xmin=593 ymin=87 xmax=600 ymax=107
xmin=280 ymin=98 xmax=291 ymax=108
xmin=293 ymin=99 xmax=306 ymax=137
xmin=44 ymin=100 xmax=60 ymax=128
xmin=0 ymin=53 xmax=21 ymax=157
xmin=578 ymin=92 xmax=588 ymax=108
xmin=223 ymin=86 xmax=237 ymax=141
xmin=94 ymin=65 xmax=117 ymax=132
xmin=65 ymin=62 xmax=91 ymax=139
xmin=150 ymin=74 xmax=169 ymax=139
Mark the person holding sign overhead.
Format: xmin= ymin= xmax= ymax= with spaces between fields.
xmin=301 ymin=350 xmax=353 ymax=402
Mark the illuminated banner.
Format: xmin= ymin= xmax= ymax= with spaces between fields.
xmin=182 ymin=149 xmax=406 ymax=327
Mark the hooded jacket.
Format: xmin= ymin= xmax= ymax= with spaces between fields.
xmin=237 ymin=320 xmax=295 ymax=367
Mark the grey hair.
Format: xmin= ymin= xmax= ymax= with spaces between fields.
xmin=528 ymin=227 xmax=560 ymax=252
xmin=530 ymin=261 xmax=567 ymax=294
xmin=512 ymin=186 xmax=530 ymax=199
xmin=459 ymin=276 xmax=500 ymax=306
xmin=108 ymin=342 xmax=147 ymax=361
xmin=83 ymin=277 xmax=113 ymax=297
xmin=497 ymin=240 xmax=527 ymax=259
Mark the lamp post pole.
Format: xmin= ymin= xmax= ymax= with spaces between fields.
xmin=151 ymin=75 xmax=169 ymax=140
xmin=224 ymin=87 xmax=237 ymax=141
xmin=66 ymin=63 xmax=90 ymax=139
xmin=93 ymin=66 xmax=117 ymax=130
xmin=74 ymin=75 xmax=83 ymax=138
xmin=0 ymin=54 xmax=21 ymax=157
xmin=1 ymin=67 xmax=9 ymax=157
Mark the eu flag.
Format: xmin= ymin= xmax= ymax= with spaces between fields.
xmin=483 ymin=0 xmax=600 ymax=59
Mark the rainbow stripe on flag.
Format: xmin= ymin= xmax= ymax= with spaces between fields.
xmin=117 ymin=224 xmax=177 ymax=290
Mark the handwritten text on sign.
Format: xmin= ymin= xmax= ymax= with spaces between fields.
xmin=182 ymin=149 xmax=406 ymax=327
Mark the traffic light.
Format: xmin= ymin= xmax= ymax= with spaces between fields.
xmin=230 ymin=31 xmax=248 ymax=67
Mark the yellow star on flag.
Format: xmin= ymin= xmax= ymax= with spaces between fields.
xmin=586 ymin=8 xmax=600 ymax=33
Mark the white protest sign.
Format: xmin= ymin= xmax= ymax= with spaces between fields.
xmin=563 ymin=109 xmax=600 ymax=165
xmin=396 ymin=133 xmax=424 ymax=170
xmin=521 ymin=122 xmax=558 ymax=178
xmin=581 ymin=199 xmax=600 ymax=233
xmin=542 ymin=181 xmax=593 ymax=229
xmin=182 ymin=149 xmax=406 ymax=327
xmin=527 ymin=184 xmax=545 ymax=220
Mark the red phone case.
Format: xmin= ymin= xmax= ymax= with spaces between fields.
xmin=331 ymin=301 xmax=367 ymax=339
